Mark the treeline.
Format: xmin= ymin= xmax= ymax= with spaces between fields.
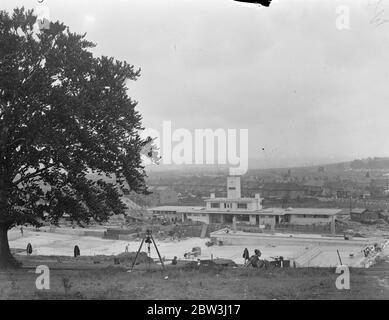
xmin=350 ymin=158 xmax=389 ymax=169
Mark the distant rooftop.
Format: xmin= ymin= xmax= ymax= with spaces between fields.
xmin=204 ymin=197 xmax=259 ymax=202
xmin=149 ymin=206 xmax=204 ymax=213
xmin=303 ymin=180 xmax=325 ymax=187
xmin=261 ymin=182 xmax=304 ymax=191
xmin=350 ymin=208 xmax=368 ymax=214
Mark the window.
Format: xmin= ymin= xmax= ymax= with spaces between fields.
xmin=238 ymin=203 xmax=247 ymax=209
xmin=211 ymin=202 xmax=220 ymax=208
xmin=228 ymin=187 xmax=236 ymax=190
xmin=313 ymin=215 xmax=328 ymax=219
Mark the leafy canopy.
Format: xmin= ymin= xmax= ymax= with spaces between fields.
xmin=0 ymin=8 xmax=150 ymax=228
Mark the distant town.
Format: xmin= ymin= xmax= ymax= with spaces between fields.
xmin=138 ymin=158 xmax=389 ymax=215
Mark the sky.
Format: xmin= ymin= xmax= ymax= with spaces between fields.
xmin=2 ymin=0 xmax=389 ymax=169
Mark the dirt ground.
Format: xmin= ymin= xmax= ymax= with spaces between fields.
xmin=1 ymin=254 xmax=389 ymax=300
xmin=8 ymin=229 xmax=377 ymax=267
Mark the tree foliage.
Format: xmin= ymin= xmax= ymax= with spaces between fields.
xmin=0 ymin=7 xmax=149 ymax=231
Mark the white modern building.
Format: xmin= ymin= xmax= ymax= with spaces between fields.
xmin=149 ymin=176 xmax=339 ymax=234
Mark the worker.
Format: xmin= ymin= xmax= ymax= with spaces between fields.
xmin=125 ymin=245 xmax=129 ymax=253
xmin=20 ymin=226 xmax=24 ymax=236
xmin=243 ymin=248 xmax=250 ymax=264
xmin=172 ymin=256 xmax=178 ymax=265
xmin=248 ymin=249 xmax=262 ymax=268
xmin=254 ymin=249 xmax=262 ymax=257
xmin=26 ymin=243 xmax=32 ymax=255
xmin=248 ymin=254 xmax=260 ymax=268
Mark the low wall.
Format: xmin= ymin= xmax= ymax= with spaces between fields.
xmin=84 ymin=230 xmax=107 ymax=237
xmin=106 ymin=227 xmax=142 ymax=235
xmin=211 ymin=230 xmax=378 ymax=247
xmin=25 ymin=226 xmax=107 ymax=238
xmin=118 ymin=234 xmax=138 ymax=241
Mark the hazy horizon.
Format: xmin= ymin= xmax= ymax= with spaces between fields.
xmin=145 ymin=155 xmax=389 ymax=172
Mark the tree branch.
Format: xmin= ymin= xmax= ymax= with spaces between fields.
xmin=12 ymin=164 xmax=56 ymax=186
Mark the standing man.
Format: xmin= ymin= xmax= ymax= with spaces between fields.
xmin=26 ymin=243 xmax=32 ymax=255
xmin=74 ymin=245 xmax=80 ymax=258
xmin=243 ymin=248 xmax=249 ymax=264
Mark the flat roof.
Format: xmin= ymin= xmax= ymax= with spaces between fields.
xmin=350 ymin=208 xmax=368 ymax=214
xmin=149 ymin=206 xmax=340 ymax=216
xmin=149 ymin=206 xmax=204 ymax=213
xmin=281 ymin=208 xmax=340 ymax=216
xmin=202 ymin=209 xmax=286 ymax=216
xmin=205 ymin=197 xmax=259 ymax=203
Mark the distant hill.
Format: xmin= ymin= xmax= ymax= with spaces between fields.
xmin=257 ymin=157 xmax=389 ymax=175
xmin=142 ymin=157 xmax=389 ymax=177
xmin=348 ymin=157 xmax=389 ymax=170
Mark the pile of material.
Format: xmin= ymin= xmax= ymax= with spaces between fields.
xmin=184 ymin=259 xmax=236 ymax=270
xmin=113 ymin=252 xmax=154 ymax=265
xmin=184 ymin=247 xmax=201 ymax=258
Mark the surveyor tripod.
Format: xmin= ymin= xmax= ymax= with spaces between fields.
xmin=130 ymin=229 xmax=165 ymax=271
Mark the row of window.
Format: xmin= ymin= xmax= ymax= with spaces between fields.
xmin=295 ymin=215 xmax=329 ymax=219
xmin=153 ymin=211 xmax=176 ymax=214
xmin=210 ymin=202 xmax=248 ymax=209
xmin=154 ymin=210 xmax=330 ymax=220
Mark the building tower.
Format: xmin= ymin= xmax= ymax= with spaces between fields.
xmin=227 ymin=176 xmax=241 ymax=199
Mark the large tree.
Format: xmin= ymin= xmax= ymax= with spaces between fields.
xmin=0 ymin=8 xmax=150 ymax=268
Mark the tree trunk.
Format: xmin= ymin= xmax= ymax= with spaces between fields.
xmin=0 ymin=223 xmax=21 ymax=269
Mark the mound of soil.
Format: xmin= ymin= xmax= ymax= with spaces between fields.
xmin=211 ymin=258 xmax=237 ymax=267
xmin=184 ymin=259 xmax=236 ymax=271
xmin=114 ymin=252 xmax=154 ymax=265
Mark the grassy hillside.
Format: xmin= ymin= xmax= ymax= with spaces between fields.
xmin=1 ymin=255 xmax=388 ymax=300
